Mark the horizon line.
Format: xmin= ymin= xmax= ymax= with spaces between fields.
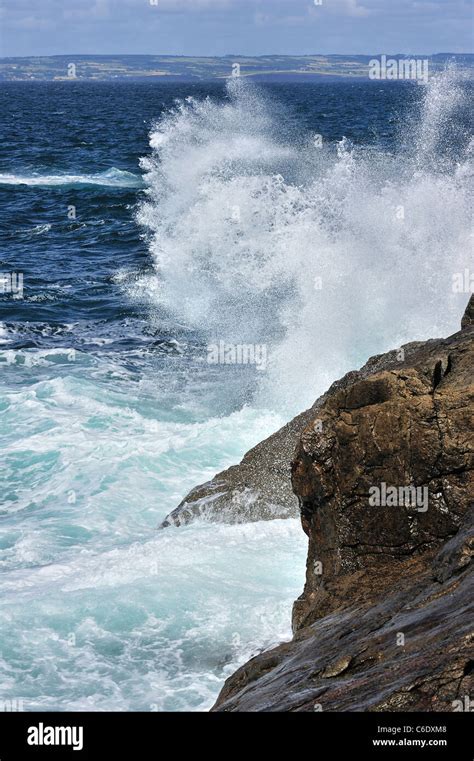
xmin=2 ymin=52 xmax=472 ymax=59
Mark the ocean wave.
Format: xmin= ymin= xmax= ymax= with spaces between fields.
xmin=0 ymin=347 xmax=300 ymax=710
xmin=138 ymin=69 xmax=473 ymax=416
xmin=0 ymin=518 xmax=304 ymax=711
xmin=0 ymin=167 xmax=144 ymax=188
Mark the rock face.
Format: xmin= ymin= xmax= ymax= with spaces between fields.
xmin=161 ymin=296 xmax=474 ymax=529
xmin=159 ymin=408 xmax=312 ymax=527
xmin=212 ymin=299 xmax=473 ymax=712
xmin=461 ymin=293 xmax=473 ymax=329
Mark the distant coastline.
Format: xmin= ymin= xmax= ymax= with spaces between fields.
xmin=1 ymin=53 xmax=473 ymax=82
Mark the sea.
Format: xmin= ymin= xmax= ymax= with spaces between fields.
xmin=0 ymin=68 xmax=472 ymax=710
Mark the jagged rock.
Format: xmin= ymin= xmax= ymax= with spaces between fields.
xmin=291 ymin=318 xmax=473 ymax=632
xmin=158 ymin=407 xmax=314 ymax=527
xmin=161 ymin=297 xmax=473 ymax=529
xmin=212 ymin=301 xmax=473 ymax=712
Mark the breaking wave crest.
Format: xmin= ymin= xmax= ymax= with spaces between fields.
xmin=138 ymin=69 xmax=473 ymax=414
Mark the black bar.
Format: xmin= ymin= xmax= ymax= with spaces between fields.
xmin=0 ymin=711 xmax=472 ymax=759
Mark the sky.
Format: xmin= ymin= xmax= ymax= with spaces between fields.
xmin=0 ymin=0 xmax=472 ymax=58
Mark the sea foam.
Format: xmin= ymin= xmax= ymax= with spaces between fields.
xmin=138 ymin=68 xmax=473 ymax=416
xmin=0 ymin=168 xmax=143 ymax=188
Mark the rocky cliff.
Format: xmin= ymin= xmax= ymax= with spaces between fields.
xmin=212 ymin=296 xmax=473 ymax=712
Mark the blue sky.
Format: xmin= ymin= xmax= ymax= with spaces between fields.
xmin=0 ymin=0 xmax=472 ymax=58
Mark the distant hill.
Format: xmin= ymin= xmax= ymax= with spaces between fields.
xmin=1 ymin=54 xmax=473 ymax=82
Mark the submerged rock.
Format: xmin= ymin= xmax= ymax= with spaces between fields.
xmin=212 ymin=299 xmax=473 ymax=712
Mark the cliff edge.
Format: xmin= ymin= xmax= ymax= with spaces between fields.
xmin=212 ymin=296 xmax=473 ymax=712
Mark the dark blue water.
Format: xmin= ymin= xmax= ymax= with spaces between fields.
xmin=0 ymin=81 xmax=414 ymax=336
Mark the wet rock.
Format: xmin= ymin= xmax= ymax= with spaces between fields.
xmin=212 ymin=301 xmax=473 ymax=712
xmin=322 ymin=655 xmax=352 ymax=678
xmin=158 ymin=407 xmax=315 ymax=527
xmin=161 ymin=302 xmax=473 ymax=529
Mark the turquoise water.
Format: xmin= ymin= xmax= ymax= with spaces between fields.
xmin=0 ymin=344 xmax=305 ymax=710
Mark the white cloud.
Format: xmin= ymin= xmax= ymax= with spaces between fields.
xmin=1 ymin=0 xmax=472 ymax=56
